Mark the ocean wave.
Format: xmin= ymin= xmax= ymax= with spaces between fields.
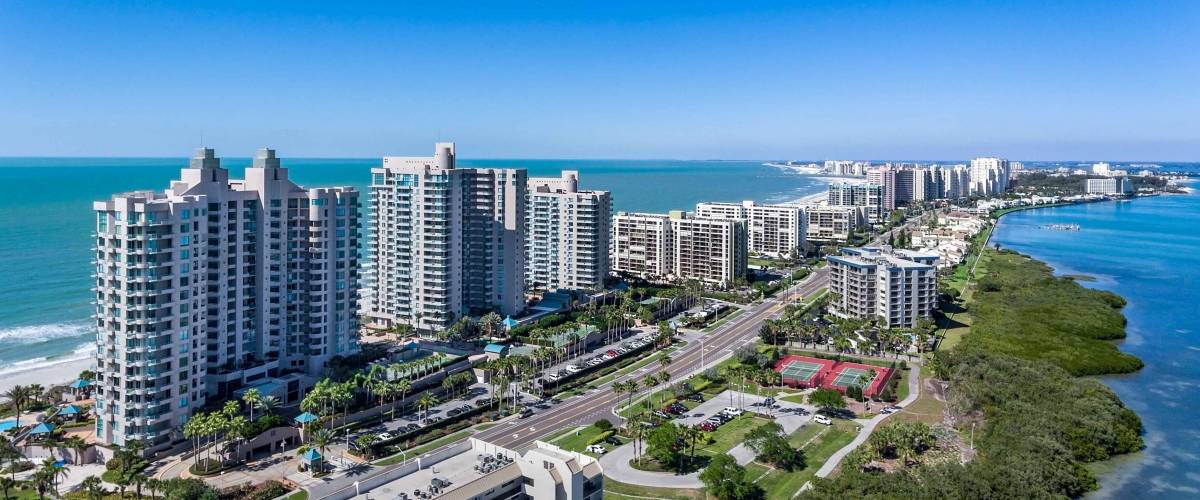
xmin=0 ymin=322 xmax=94 ymax=344
xmin=0 ymin=342 xmax=96 ymax=378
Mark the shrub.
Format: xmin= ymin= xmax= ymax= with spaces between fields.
xmin=593 ymin=419 xmax=613 ymax=431
xmin=587 ymin=430 xmax=615 ymax=446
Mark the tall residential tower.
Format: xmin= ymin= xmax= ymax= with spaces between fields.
xmin=365 ymin=143 xmax=527 ymax=332
xmin=92 ymin=148 xmax=359 ymax=449
xmin=525 ymin=171 xmax=612 ymax=291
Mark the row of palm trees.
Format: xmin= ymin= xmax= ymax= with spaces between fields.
xmin=612 ymin=353 xmax=674 ymax=415
xmin=2 ymin=383 xmax=55 ymax=428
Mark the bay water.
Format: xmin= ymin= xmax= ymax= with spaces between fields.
xmin=992 ymin=190 xmax=1200 ymax=498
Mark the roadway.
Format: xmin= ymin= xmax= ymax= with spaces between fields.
xmin=307 ymin=266 xmax=829 ymax=499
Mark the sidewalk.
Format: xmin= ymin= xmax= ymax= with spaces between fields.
xmin=814 ymin=364 xmax=923 ymax=478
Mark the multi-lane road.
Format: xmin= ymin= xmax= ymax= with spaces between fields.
xmin=308 ymin=266 xmax=829 ymax=499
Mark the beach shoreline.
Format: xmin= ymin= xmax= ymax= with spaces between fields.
xmin=0 ymin=356 xmax=93 ymax=398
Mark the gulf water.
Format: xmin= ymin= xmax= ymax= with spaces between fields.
xmin=0 ymin=157 xmax=829 ymax=374
xmin=992 ymin=190 xmax=1200 ymax=498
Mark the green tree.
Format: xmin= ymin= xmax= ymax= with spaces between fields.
xmin=2 ymin=386 xmax=30 ymax=428
xmin=241 ymin=388 xmax=262 ymax=423
xmin=744 ymin=422 xmax=805 ymax=471
xmin=809 ymin=388 xmax=847 ymax=413
xmin=645 ymin=422 xmax=683 ymax=471
xmin=699 ymin=454 xmax=763 ymax=500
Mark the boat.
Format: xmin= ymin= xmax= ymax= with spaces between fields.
xmin=1040 ymin=223 xmax=1080 ymax=231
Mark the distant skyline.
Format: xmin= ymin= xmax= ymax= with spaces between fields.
xmin=1 ymin=1 xmax=1197 ymax=160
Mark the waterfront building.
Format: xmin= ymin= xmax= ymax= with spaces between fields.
xmin=827 ymin=246 xmax=938 ymax=327
xmin=868 ymin=166 xmax=914 ymax=209
xmin=611 ymin=212 xmax=673 ymax=279
xmin=827 ymin=183 xmax=885 ymax=223
xmin=695 ymin=201 xmax=806 ymax=258
xmin=940 ymin=165 xmax=970 ymax=199
xmin=969 ymin=157 xmax=1012 ymax=196
xmin=365 ymin=143 xmax=526 ymax=333
xmin=1093 ymin=162 xmax=1112 ymax=176
xmin=1085 ymin=177 xmax=1133 ymax=195
xmin=524 ymin=171 xmax=611 ymax=291
xmin=670 ymin=211 xmax=748 ymax=286
xmin=92 ymin=148 xmax=359 ymax=450
xmin=805 ymin=206 xmax=865 ymax=243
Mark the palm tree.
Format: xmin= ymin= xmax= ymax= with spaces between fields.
xmin=0 ymin=436 xmax=21 ymax=481
xmin=40 ymin=457 xmax=68 ymax=497
xmin=480 ymin=312 xmax=503 ymax=339
xmin=146 ymin=478 xmax=164 ymax=499
xmin=256 ymin=395 xmax=280 ymax=418
xmin=394 ymin=379 xmax=412 ymax=419
xmin=32 ymin=468 xmax=52 ymax=500
xmin=131 ymin=472 xmax=147 ymax=499
xmin=640 ymin=378 xmax=656 ymax=413
xmin=27 ymin=384 xmax=45 ymax=407
xmin=64 ymin=435 xmax=87 ymax=465
xmin=242 ymin=388 xmax=262 ymax=422
xmin=0 ymin=477 xmax=16 ymax=500
xmin=416 ymin=393 xmax=438 ymax=421
xmin=656 ymin=371 xmax=671 ymax=407
xmin=307 ymin=428 xmax=334 ymax=472
xmin=3 ymin=386 xmax=30 ymax=428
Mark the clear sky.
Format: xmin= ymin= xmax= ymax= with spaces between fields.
xmin=1 ymin=1 xmax=1197 ymax=160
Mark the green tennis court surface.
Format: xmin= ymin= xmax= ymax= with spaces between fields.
xmin=781 ymin=360 xmax=822 ymax=381
xmin=832 ymin=367 xmax=871 ymax=387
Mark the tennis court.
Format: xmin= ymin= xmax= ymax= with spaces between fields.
xmin=780 ymin=360 xmax=824 ymax=383
xmin=831 ymin=367 xmax=872 ymax=388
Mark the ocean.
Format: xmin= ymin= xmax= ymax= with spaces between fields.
xmin=0 ymin=157 xmax=831 ymax=376
xmin=991 ymin=189 xmax=1200 ymax=498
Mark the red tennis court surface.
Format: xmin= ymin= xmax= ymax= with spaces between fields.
xmin=774 ymin=354 xmax=894 ymax=398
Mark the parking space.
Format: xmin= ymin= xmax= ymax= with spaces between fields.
xmin=338 ymin=383 xmax=495 ymax=455
xmin=536 ymin=331 xmax=658 ymax=386
xmin=675 ymin=390 xmax=816 ymax=434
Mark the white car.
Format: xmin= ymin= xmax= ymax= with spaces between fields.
xmin=813 ymin=415 xmax=833 ymax=425
xmin=377 ymin=432 xmax=394 ymax=440
xmin=566 ymin=365 xmax=582 ymax=373
xmin=548 ymin=373 xmax=561 ymax=381
xmin=722 ymin=407 xmax=744 ymax=416
xmin=586 ymin=444 xmax=607 ymax=454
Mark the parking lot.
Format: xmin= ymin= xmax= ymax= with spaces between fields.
xmin=337 ymin=383 xmax=496 ymax=458
xmin=535 ymin=330 xmax=658 ymax=387
xmin=675 ymin=390 xmax=816 ymax=435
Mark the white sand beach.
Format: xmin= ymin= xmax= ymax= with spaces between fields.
xmin=0 ymin=357 xmax=93 ymax=398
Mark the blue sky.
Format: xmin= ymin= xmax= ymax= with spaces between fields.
xmin=1 ymin=1 xmax=1197 ymax=160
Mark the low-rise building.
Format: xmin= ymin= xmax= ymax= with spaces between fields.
xmin=828 ymin=247 xmax=938 ymax=327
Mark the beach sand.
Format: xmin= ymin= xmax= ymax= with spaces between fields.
xmin=0 ymin=357 xmax=93 ymax=398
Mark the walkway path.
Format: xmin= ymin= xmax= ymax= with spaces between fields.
xmin=814 ymin=364 xmax=922 ymax=478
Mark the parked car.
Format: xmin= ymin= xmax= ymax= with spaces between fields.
xmin=519 ymin=409 xmax=534 ymax=419
xmin=686 ymin=393 xmax=704 ymax=402
xmin=814 ymin=415 xmax=833 ymax=425
xmin=377 ymin=432 xmax=394 ymax=441
xmin=447 ymin=409 xmax=462 ymax=417
xmin=722 ymin=407 xmax=744 ymax=416
xmin=585 ymin=444 xmax=607 ymax=454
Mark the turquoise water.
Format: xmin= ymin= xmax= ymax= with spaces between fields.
xmin=0 ymin=157 xmax=829 ymax=373
xmin=992 ymin=191 xmax=1200 ymax=498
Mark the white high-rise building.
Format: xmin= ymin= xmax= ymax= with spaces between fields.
xmin=828 ymin=247 xmax=938 ymax=327
xmin=92 ymin=148 xmax=359 ymax=450
xmin=694 ymin=201 xmax=806 ymax=258
xmin=969 ymin=157 xmax=1011 ymax=196
xmin=365 ymin=143 xmax=526 ymax=332
xmin=525 ymin=171 xmax=611 ymax=291
xmin=1093 ymin=162 xmax=1112 ymax=176
xmin=611 ymin=212 xmax=673 ymax=279
xmin=805 ymin=206 xmax=866 ymax=243
xmin=827 ymin=183 xmax=885 ymax=223
xmin=669 ymin=211 xmax=747 ymax=286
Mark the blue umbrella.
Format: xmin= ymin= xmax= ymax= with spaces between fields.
xmin=294 ymin=412 xmax=318 ymax=424
xmin=57 ymin=405 xmax=82 ymax=416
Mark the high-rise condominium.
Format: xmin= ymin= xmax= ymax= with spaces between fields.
xmin=611 ymin=212 xmax=673 ymax=278
xmin=525 ymin=171 xmax=612 ymax=291
xmin=92 ymin=148 xmax=359 ymax=449
xmin=826 ymin=183 xmax=885 ymax=224
xmin=694 ymin=201 xmax=806 ymax=258
xmin=365 ymin=143 xmax=526 ymax=332
xmin=670 ymin=211 xmax=748 ymax=286
xmin=969 ymin=157 xmax=1011 ymax=196
xmin=827 ymin=247 xmax=938 ymax=327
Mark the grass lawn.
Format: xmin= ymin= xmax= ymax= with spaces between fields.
xmin=889 ymin=387 xmax=945 ymax=426
xmin=373 ymin=430 xmax=472 ymax=465
xmin=284 ymin=491 xmax=308 ymax=500
xmin=548 ymin=425 xmax=627 ymax=455
xmin=895 ymin=367 xmax=911 ymax=401
xmin=602 ymin=477 xmax=705 ymax=500
xmin=751 ymin=419 xmax=860 ymax=499
xmin=938 ymin=311 xmax=973 ymax=351
xmin=780 ymin=393 xmax=807 ymax=405
xmin=696 ymin=414 xmax=772 ymax=456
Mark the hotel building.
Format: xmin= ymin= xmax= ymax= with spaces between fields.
xmin=1085 ymin=177 xmax=1133 ymax=195
xmin=525 ymin=171 xmax=612 ymax=291
xmin=365 ymin=143 xmax=526 ymax=332
xmin=694 ymin=201 xmax=806 ymax=258
xmin=92 ymin=148 xmax=359 ymax=449
xmin=611 ymin=212 xmax=673 ymax=279
xmin=827 ymin=247 xmax=938 ymax=327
